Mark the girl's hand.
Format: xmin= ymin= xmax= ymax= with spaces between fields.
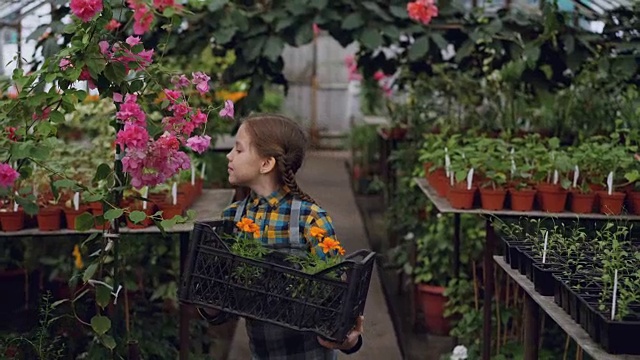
xmin=317 ymin=316 xmax=364 ymax=351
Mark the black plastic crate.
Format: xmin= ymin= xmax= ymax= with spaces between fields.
xmin=178 ymin=220 xmax=376 ymax=342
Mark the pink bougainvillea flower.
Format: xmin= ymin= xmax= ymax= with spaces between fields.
xmin=186 ymin=135 xmax=211 ymax=154
xmin=116 ymin=94 xmax=146 ymax=126
xmin=105 ymin=19 xmax=121 ymax=31
xmin=98 ymin=41 xmax=111 ymax=57
xmin=116 ymin=123 xmax=149 ymax=150
xmin=126 ymin=36 xmax=142 ymax=47
xmin=113 ymin=92 xmax=123 ymax=103
xmin=32 ymin=106 xmax=51 ymax=121
xmin=0 ymin=163 xmax=19 ymax=188
xmin=313 ymin=23 xmax=320 ymax=36
xmin=171 ymin=75 xmax=190 ymax=88
xmin=192 ymin=72 xmax=210 ymax=95
xmin=79 ymin=68 xmax=96 ymax=90
xmin=70 ymin=0 xmax=103 ymax=22
xmin=127 ymin=0 xmax=154 ymax=35
xmin=373 ymin=71 xmax=385 ymax=81
xmin=407 ymin=0 xmax=438 ymax=25
xmin=59 ymin=58 xmax=72 ymax=71
xmin=219 ymin=100 xmax=234 ymax=118
xmin=192 ymin=109 xmax=208 ymax=127
xmin=122 ymin=132 xmax=190 ymax=187
xmin=5 ymin=127 xmax=18 ymax=142
xmin=163 ymin=89 xmax=182 ymax=103
xmin=153 ymin=0 xmax=175 ymax=11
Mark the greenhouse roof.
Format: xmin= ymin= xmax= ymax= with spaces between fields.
xmin=0 ymin=0 xmax=49 ymax=26
xmin=574 ymin=0 xmax=635 ymax=17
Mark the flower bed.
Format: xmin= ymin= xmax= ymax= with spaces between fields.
xmin=178 ymin=220 xmax=376 ymax=342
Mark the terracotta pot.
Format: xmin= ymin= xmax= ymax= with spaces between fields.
xmin=37 ymin=206 xmax=62 ymax=231
xmin=0 ymin=209 xmax=25 ymax=232
xmin=479 ymin=187 xmax=507 ymax=210
xmin=509 ymin=188 xmax=536 ymax=212
xmin=597 ymin=191 xmax=626 ymax=215
xmin=126 ymin=207 xmax=155 ymax=229
xmin=427 ymin=168 xmax=450 ymax=197
xmin=159 ymin=203 xmax=183 ymax=220
xmin=148 ymin=193 xmax=168 ymax=207
xmin=537 ymin=186 xmax=568 ymax=213
xmin=64 ymin=206 xmax=90 ymax=230
xmin=447 ymin=185 xmax=476 ymax=209
xmin=89 ymin=201 xmax=104 ymax=216
xmin=195 ymin=178 xmax=204 ymax=194
xmin=569 ymin=191 xmax=595 ymax=214
xmin=629 ymin=192 xmax=640 ymax=215
xmin=416 ymin=284 xmax=451 ymax=336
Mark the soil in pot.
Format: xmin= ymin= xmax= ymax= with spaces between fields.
xmin=479 ymin=187 xmax=507 ymax=210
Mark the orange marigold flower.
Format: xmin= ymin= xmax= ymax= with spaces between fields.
xmin=319 ymin=237 xmax=341 ymax=253
xmin=337 ymin=246 xmax=345 ymax=256
xmin=72 ymin=244 xmax=83 ymax=269
xmin=310 ymin=226 xmax=327 ymax=239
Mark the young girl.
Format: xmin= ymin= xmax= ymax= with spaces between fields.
xmin=198 ymin=114 xmax=364 ymax=359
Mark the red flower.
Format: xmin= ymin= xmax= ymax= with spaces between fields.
xmin=407 ymin=0 xmax=438 ymax=25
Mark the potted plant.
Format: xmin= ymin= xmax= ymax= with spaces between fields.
xmin=535 ymin=138 xmax=571 ymax=212
xmin=476 ymin=139 xmax=510 ymax=210
xmin=568 ymin=144 xmax=598 ymax=214
xmin=446 ymin=144 xmax=477 ymax=209
xmin=595 ymin=144 xmax=629 ymax=215
xmin=412 ymin=216 xmax=454 ymax=335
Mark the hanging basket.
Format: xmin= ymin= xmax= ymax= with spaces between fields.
xmin=178 ymin=220 xmax=376 ymax=343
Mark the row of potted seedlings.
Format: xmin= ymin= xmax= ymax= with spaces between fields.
xmin=420 ymin=132 xmax=640 ymax=214
xmin=0 ymin=178 xmax=203 ymax=232
xmin=498 ymin=218 xmax=640 ymax=355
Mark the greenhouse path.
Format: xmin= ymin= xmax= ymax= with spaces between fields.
xmin=226 ymin=150 xmax=403 ymax=360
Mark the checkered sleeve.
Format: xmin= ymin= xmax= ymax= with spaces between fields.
xmin=221 ymin=201 xmax=240 ymax=221
xmin=303 ymin=203 xmax=338 ymax=257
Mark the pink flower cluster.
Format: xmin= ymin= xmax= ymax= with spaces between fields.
xmin=126 ymin=0 xmax=181 ymax=35
xmin=407 ymin=0 xmax=438 ymax=25
xmin=113 ymin=71 xmax=222 ymax=187
xmin=69 ymin=0 xmax=103 ymax=22
xmin=0 ymin=163 xmax=19 ymax=188
xmin=344 ymin=55 xmax=362 ymax=81
xmin=99 ymin=36 xmax=154 ymax=73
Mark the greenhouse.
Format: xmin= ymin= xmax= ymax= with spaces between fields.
xmin=1 ymin=0 xmax=639 ymax=359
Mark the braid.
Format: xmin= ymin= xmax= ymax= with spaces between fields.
xmin=278 ymin=155 xmax=317 ymax=204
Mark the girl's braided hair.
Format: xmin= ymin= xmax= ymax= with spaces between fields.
xmin=242 ymin=114 xmax=317 ymax=204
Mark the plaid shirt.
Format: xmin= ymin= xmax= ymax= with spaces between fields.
xmin=215 ymin=187 xmax=360 ymax=359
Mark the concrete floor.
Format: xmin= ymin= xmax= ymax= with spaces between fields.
xmin=226 ymin=151 xmax=403 ymax=360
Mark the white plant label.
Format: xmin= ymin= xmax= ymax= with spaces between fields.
xmin=142 ymin=186 xmax=148 ymax=210
xmin=542 ymin=230 xmax=549 ymax=264
xmin=13 ymin=201 xmax=18 ymax=212
xmin=450 ymin=171 xmax=454 ymax=187
xmin=172 ymin=182 xmax=178 ymax=206
xmin=201 ymin=163 xmax=206 ymax=179
xmin=573 ymin=165 xmax=579 ymax=188
xmin=510 ymin=148 xmax=516 ymax=175
xmin=607 ymin=171 xmax=614 ymax=195
xmin=553 ymin=170 xmax=559 ymax=185
xmin=445 ymin=148 xmax=451 ymax=178
xmin=191 ymin=163 xmax=196 ymax=185
xmin=611 ymin=269 xmax=619 ymax=320
xmin=467 ymin=168 xmax=474 ymax=190
xmin=73 ymin=192 xmax=80 ymax=211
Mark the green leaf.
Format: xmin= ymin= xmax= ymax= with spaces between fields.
xmin=262 ymin=36 xmax=284 ymax=62
xmin=242 ymin=36 xmax=266 ymax=61
xmin=129 ymin=80 xmax=144 ymax=93
xmin=83 ymin=193 xmax=103 ymax=203
xmin=341 ymin=13 xmax=364 ymax=30
xmin=310 ymin=0 xmax=327 ymax=9
xmin=94 ymin=163 xmax=112 ymax=181
xmin=103 ymin=208 xmax=123 ymax=221
xmin=100 ymin=335 xmax=116 ymax=350
xmin=562 ymin=34 xmax=575 ymax=54
xmin=129 ymin=210 xmax=147 ymax=224
xmin=186 ymin=209 xmax=196 ymax=221
xmin=430 ymin=33 xmax=449 ymax=50
xmin=408 ymin=35 xmax=430 ymax=61
xmin=389 ymin=5 xmax=409 ymax=19
xmin=96 ymin=284 xmax=111 ymax=309
xmin=207 ymin=0 xmax=228 ymax=11
xmin=275 ymin=17 xmax=296 ymax=32
xmin=53 ymin=179 xmax=77 ymax=190
xmin=523 ymin=46 xmax=540 ymax=67
xmin=362 ymin=2 xmax=392 ymax=21
xmin=10 ymin=142 xmax=34 ymax=159
xmin=83 ymin=263 xmax=99 ymax=282
xmin=91 ymin=315 xmax=111 ymax=335
xmin=75 ymin=212 xmax=94 ymax=231
xmin=213 ymin=27 xmax=237 ymax=45
xmin=294 ymin=23 xmax=314 ymax=46
xmin=359 ymin=29 xmax=383 ymax=50
xmin=455 ymin=40 xmax=475 ymax=63
xmin=49 ymin=110 xmax=65 ymax=124
xmin=160 ymin=218 xmax=178 ymax=229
